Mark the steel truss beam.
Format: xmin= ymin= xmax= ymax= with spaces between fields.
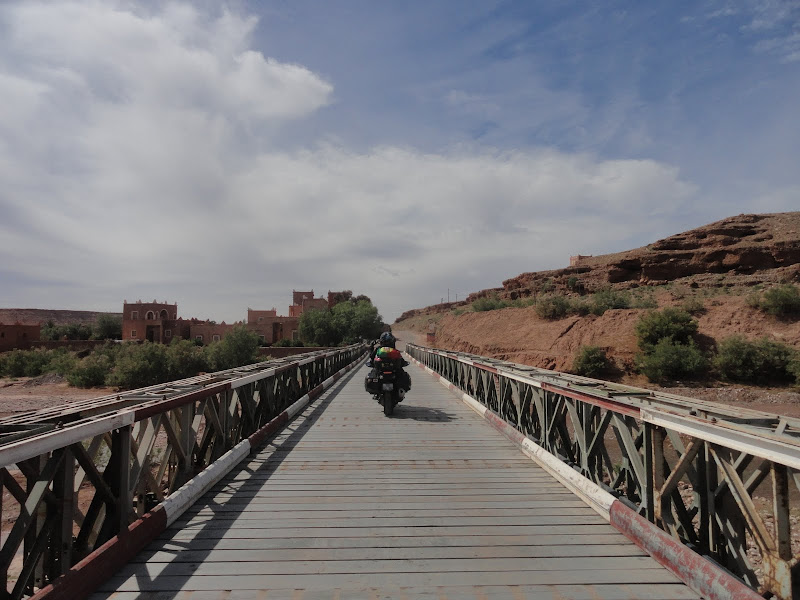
xmin=0 ymin=344 xmax=365 ymax=599
xmin=407 ymin=343 xmax=800 ymax=600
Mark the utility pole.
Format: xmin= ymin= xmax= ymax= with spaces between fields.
xmin=448 ymin=288 xmax=450 ymax=303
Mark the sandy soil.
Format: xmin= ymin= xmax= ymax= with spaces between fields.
xmin=0 ymin=375 xmax=113 ymax=418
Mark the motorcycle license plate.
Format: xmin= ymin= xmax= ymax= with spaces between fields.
xmin=382 ymin=383 xmax=394 ymax=391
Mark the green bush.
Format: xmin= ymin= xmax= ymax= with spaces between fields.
xmin=572 ymin=346 xmax=612 ymax=378
xmin=1 ymin=350 xmax=28 ymax=377
xmin=589 ymin=289 xmax=631 ymax=315
xmin=471 ymin=296 xmax=509 ymax=312
xmin=631 ymin=295 xmax=658 ymax=309
xmin=681 ymin=297 xmax=705 ymax=315
xmin=67 ymin=353 xmax=114 ymax=388
xmin=535 ymin=295 xmax=571 ymax=320
xmin=0 ymin=349 xmax=52 ymax=377
xmin=759 ymin=284 xmax=800 ymax=317
xmin=166 ymin=339 xmax=209 ymax=380
xmin=636 ymin=339 xmax=707 ymax=382
xmin=106 ymin=342 xmax=169 ymax=389
xmin=44 ymin=349 xmax=78 ymax=376
xmin=635 ymin=308 xmax=698 ymax=351
xmin=204 ymin=326 xmax=260 ymax=371
xmin=566 ymin=276 xmax=579 ymax=291
xmin=789 ymin=355 xmax=800 ymax=384
xmin=714 ymin=336 xmax=798 ymax=384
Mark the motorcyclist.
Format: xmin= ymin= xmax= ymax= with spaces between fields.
xmin=368 ymin=332 xmax=411 ymax=394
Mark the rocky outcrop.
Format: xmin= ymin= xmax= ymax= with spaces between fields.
xmin=440 ymin=212 xmax=800 ymax=310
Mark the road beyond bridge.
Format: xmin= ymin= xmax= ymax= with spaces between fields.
xmin=90 ymin=360 xmax=696 ymax=599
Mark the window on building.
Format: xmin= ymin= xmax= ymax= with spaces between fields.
xmin=165 ymin=329 xmax=172 ymax=338
xmin=195 ymin=335 xmax=203 ymax=342
xmin=146 ymin=311 xmax=155 ymax=320
xmin=291 ymin=330 xmax=299 ymax=341
xmin=131 ymin=311 xmax=138 ymax=320
xmin=258 ymin=316 xmax=263 ymax=322
xmin=0 ymin=332 xmax=4 ymax=338
xmin=173 ymin=313 xmax=177 ymax=319
xmin=131 ymin=330 xmax=137 ymax=338
xmin=22 ymin=333 xmax=27 ymax=339
xmin=212 ymin=334 xmax=221 ymax=342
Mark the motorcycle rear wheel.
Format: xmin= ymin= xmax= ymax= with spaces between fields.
xmin=383 ymin=390 xmax=394 ymax=416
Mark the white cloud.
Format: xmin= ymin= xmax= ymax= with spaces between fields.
xmin=0 ymin=1 xmax=700 ymax=322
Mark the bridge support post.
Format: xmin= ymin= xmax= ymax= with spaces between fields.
xmin=49 ymin=449 xmax=74 ymax=580
xmin=108 ymin=426 xmax=132 ymax=536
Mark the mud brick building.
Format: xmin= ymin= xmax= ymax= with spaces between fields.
xmin=122 ymin=301 xmax=188 ymax=343
xmin=0 ymin=322 xmax=40 ymax=352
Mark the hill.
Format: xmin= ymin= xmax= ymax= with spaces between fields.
xmin=0 ymin=308 xmax=121 ymax=326
xmin=394 ymin=212 xmax=800 ymax=411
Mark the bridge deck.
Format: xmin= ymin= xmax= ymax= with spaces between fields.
xmin=93 ymin=362 xmax=698 ymax=599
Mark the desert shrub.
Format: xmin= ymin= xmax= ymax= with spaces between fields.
xmin=759 ymin=284 xmax=800 ymax=317
xmin=636 ymin=339 xmax=707 ymax=382
xmin=745 ymin=292 xmax=762 ymax=308
xmin=572 ymin=346 xmax=612 ymax=378
xmin=106 ymin=342 xmax=169 ymax=389
xmin=789 ymin=355 xmax=800 ymax=384
xmin=635 ymin=308 xmax=698 ymax=351
xmin=0 ymin=350 xmax=28 ymax=377
xmin=535 ymin=295 xmax=571 ymax=320
xmin=540 ymin=278 xmax=555 ymax=293
xmin=589 ymin=289 xmax=631 ymax=315
xmin=204 ymin=326 xmax=260 ymax=371
xmin=714 ymin=336 xmax=798 ymax=384
xmin=0 ymin=349 xmax=52 ymax=377
xmin=166 ymin=339 xmax=209 ymax=380
xmin=67 ymin=353 xmax=114 ymax=388
xmin=631 ymin=295 xmax=658 ymax=309
xmin=681 ymin=297 xmax=706 ymax=315
xmin=451 ymin=308 xmax=465 ymax=316
xmin=471 ymin=296 xmax=509 ymax=312
xmin=45 ymin=349 xmax=79 ymax=376
xmin=566 ymin=276 xmax=579 ymax=291
xmin=510 ymin=298 xmax=535 ymax=308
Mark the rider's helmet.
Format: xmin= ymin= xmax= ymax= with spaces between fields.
xmin=379 ymin=332 xmax=396 ymax=348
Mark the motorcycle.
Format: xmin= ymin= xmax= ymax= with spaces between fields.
xmin=364 ymin=347 xmax=409 ymax=416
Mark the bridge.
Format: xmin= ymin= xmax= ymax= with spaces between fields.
xmin=0 ymin=342 xmax=798 ymax=599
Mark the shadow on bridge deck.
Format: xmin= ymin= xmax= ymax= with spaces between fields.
xmin=90 ymin=362 xmax=698 ymax=600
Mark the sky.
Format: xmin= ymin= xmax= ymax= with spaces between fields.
xmin=0 ymin=1 xmax=798 ymax=323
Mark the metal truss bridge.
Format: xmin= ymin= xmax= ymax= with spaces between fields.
xmin=1 ymin=342 xmax=798 ymax=599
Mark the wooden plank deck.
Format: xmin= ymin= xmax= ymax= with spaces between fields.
xmin=92 ymin=361 xmax=698 ymax=600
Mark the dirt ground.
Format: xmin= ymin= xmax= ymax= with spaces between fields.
xmin=0 ymin=375 xmax=114 ymax=418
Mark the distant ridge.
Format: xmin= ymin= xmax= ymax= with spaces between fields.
xmin=0 ymin=309 xmax=121 ymax=326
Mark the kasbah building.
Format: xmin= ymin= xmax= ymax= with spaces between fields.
xmin=122 ymin=290 xmax=335 ymax=346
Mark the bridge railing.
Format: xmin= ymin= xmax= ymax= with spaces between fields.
xmin=0 ymin=343 xmax=366 ymax=599
xmin=407 ymin=343 xmax=800 ymax=600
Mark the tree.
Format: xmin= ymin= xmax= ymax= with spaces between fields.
xmin=299 ymin=300 xmax=383 ymax=346
xmin=204 ymin=326 xmax=260 ymax=371
xmin=93 ymin=314 xmax=122 ymax=340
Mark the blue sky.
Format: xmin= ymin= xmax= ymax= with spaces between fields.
xmin=0 ymin=1 xmax=798 ymax=322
